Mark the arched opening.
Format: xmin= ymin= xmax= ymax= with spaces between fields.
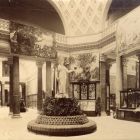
xmin=0 ymin=0 xmax=65 ymax=34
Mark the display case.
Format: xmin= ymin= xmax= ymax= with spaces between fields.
xmin=120 ymin=89 xmax=140 ymax=109
xmin=117 ymin=89 xmax=140 ymax=122
xmin=70 ymin=81 xmax=99 ymax=116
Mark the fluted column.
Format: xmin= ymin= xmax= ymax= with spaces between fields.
xmin=122 ymin=57 xmax=128 ymax=90
xmin=46 ymin=61 xmax=52 ymax=97
xmin=12 ymin=56 xmax=20 ymax=118
xmin=116 ymin=56 xmax=123 ymax=107
xmin=36 ymin=61 xmax=44 ymax=112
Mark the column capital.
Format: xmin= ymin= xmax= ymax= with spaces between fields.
xmin=136 ymin=53 xmax=140 ymax=61
xmin=122 ymin=57 xmax=128 ymax=67
xmin=106 ymin=63 xmax=112 ymax=70
xmin=7 ymin=56 xmax=13 ymax=65
xmin=100 ymin=54 xmax=107 ymax=62
xmin=36 ymin=61 xmax=44 ymax=68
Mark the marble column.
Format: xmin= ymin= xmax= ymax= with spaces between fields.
xmin=100 ymin=54 xmax=107 ymax=114
xmin=7 ymin=57 xmax=13 ymax=115
xmin=36 ymin=61 xmax=44 ymax=112
xmin=12 ymin=56 xmax=20 ymax=118
xmin=46 ymin=61 xmax=52 ymax=97
xmin=136 ymin=54 xmax=140 ymax=88
xmin=52 ymin=62 xmax=56 ymax=97
xmin=115 ymin=55 xmax=123 ymax=107
xmin=106 ymin=63 xmax=112 ymax=114
xmin=122 ymin=57 xmax=128 ymax=90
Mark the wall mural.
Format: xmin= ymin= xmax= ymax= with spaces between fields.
xmin=64 ymin=53 xmax=99 ymax=82
xmin=117 ymin=7 xmax=140 ymax=56
xmin=10 ymin=22 xmax=57 ymax=59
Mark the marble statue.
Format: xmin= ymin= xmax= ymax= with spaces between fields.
xmin=56 ymin=57 xmax=73 ymax=98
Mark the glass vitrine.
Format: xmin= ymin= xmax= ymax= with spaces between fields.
xmin=120 ymin=89 xmax=140 ymax=109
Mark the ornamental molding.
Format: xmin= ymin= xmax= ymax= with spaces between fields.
xmin=56 ymin=32 xmax=116 ymax=52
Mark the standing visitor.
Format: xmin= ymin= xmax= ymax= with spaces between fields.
xmin=95 ymin=97 xmax=101 ymax=116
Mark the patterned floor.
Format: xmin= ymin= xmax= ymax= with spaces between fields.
xmin=0 ymin=107 xmax=140 ymax=140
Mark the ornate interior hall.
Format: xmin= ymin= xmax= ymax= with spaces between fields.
xmin=0 ymin=0 xmax=140 ymax=139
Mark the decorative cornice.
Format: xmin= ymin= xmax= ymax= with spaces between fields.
xmin=56 ymin=32 xmax=116 ymax=52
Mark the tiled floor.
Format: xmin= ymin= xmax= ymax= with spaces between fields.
xmin=0 ymin=107 xmax=140 ymax=140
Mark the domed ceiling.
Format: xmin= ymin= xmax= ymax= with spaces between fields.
xmin=0 ymin=0 xmax=139 ymax=36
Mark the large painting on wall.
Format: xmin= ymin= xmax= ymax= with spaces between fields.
xmin=64 ymin=52 xmax=100 ymax=82
xmin=9 ymin=22 xmax=57 ymax=59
